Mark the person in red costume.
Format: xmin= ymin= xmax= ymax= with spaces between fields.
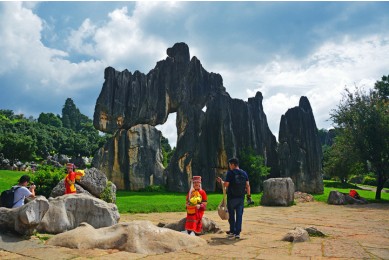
xmin=184 ymin=176 xmax=207 ymax=235
xmin=64 ymin=163 xmax=77 ymax=194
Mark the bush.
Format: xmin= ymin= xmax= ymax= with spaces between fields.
xmin=31 ymin=165 xmax=66 ymax=198
xmin=362 ymin=176 xmax=377 ymax=186
xmin=99 ymin=181 xmax=115 ymax=203
xmin=138 ymin=185 xmax=167 ymax=192
xmin=349 ymin=175 xmax=363 ymax=184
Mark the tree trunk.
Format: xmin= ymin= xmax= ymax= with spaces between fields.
xmin=375 ymin=169 xmax=385 ymax=200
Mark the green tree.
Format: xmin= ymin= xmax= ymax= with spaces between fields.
xmin=238 ymin=147 xmax=271 ymax=193
xmin=38 ymin=112 xmax=62 ymax=128
xmin=62 ymin=98 xmax=89 ymax=131
xmin=330 ymin=76 xmax=389 ymax=199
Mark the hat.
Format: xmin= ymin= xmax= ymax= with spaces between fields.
xmin=66 ymin=163 xmax=75 ymax=169
xmin=192 ymin=176 xmax=202 ymax=183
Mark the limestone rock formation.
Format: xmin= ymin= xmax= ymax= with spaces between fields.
xmin=37 ymin=193 xmax=120 ymax=234
xmin=93 ymin=42 xmax=279 ymax=192
xmin=92 ymin=125 xmax=165 ymax=190
xmin=0 ymin=196 xmax=49 ymax=235
xmin=261 ymin=178 xmax=295 ymax=206
xmin=278 ymin=97 xmax=324 ymax=194
xmin=47 ymin=221 xmax=207 ymax=254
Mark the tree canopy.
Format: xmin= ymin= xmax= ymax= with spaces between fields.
xmin=329 ymin=75 xmax=389 ymax=199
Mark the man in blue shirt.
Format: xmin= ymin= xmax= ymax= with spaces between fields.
xmin=217 ymin=158 xmax=251 ymax=239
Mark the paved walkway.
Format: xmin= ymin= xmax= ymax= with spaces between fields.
xmin=1 ymin=201 xmax=389 ymax=259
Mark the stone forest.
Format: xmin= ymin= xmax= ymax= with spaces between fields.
xmin=91 ymin=42 xmax=323 ymax=194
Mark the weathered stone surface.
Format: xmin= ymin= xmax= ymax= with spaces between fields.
xmin=158 ymin=216 xmax=221 ymax=235
xmin=294 ymin=191 xmax=314 ymax=203
xmin=0 ymin=196 xmax=49 ymax=235
xmin=92 ymin=125 xmax=165 ymax=190
xmin=327 ymin=190 xmax=346 ymax=205
xmin=327 ymin=190 xmax=368 ymax=205
xmin=47 ymin=221 xmax=207 ymax=254
xmin=77 ymin=167 xmax=107 ymax=197
xmin=278 ymin=96 xmax=324 ymax=194
xmin=282 ymin=227 xmax=310 ymax=242
xmin=261 ymin=178 xmax=295 ymax=206
xmin=93 ymin=42 xmax=279 ymax=192
xmin=50 ymin=180 xmax=92 ymax=198
xmin=37 ymin=193 xmax=119 ymax=234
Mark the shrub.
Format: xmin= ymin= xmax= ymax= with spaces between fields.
xmin=138 ymin=185 xmax=167 ymax=192
xmin=362 ymin=176 xmax=377 ymax=186
xmin=31 ymin=165 xmax=66 ymax=198
xmin=349 ymin=175 xmax=363 ymax=184
xmin=99 ymin=181 xmax=115 ymax=203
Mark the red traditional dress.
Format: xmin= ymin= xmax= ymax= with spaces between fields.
xmin=185 ymin=188 xmax=207 ymax=234
xmin=64 ymin=163 xmax=77 ymax=194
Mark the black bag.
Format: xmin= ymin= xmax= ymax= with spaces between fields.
xmin=0 ymin=187 xmax=21 ymax=208
xmin=229 ymin=169 xmax=247 ymax=197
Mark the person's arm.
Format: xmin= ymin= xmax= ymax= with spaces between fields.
xmin=29 ymin=184 xmax=36 ymax=198
xmin=246 ymin=181 xmax=251 ymax=196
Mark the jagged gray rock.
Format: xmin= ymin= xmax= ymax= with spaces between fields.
xmin=0 ymin=196 xmax=49 ymax=235
xmin=282 ymin=227 xmax=310 ymax=242
xmin=93 ymin=42 xmax=279 ymax=192
xmin=278 ymin=96 xmax=324 ymax=194
xmin=47 ymin=221 xmax=207 ymax=254
xmin=37 ymin=193 xmax=119 ymax=234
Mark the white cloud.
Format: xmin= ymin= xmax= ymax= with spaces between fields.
xmin=218 ymin=35 xmax=389 ymax=138
xmin=0 ymin=2 xmax=105 ymax=99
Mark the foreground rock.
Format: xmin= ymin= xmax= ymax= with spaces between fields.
xmin=158 ymin=216 xmax=222 ymax=235
xmin=282 ymin=227 xmax=310 ymax=243
xmin=261 ymin=178 xmax=295 ymax=206
xmin=50 ymin=167 xmax=116 ymax=203
xmin=47 ymin=221 xmax=207 ymax=254
xmin=327 ymin=190 xmax=368 ymax=205
xmin=0 ymin=196 xmax=49 ymax=235
xmin=37 ymin=193 xmax=119 ymax=234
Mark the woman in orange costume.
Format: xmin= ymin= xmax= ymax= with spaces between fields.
xmin=185 ymin=176 xmax=207 ymax=235
xmin=64 ymin=163 xmax=77 ymax=194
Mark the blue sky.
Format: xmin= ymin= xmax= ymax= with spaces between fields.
xmin=1 ymin=1 xmax=389 ymax=147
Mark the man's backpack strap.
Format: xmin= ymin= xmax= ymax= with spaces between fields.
xmin=12 ymin=186 xmax=22 ymax=207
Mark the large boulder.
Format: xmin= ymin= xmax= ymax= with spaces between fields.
xmin=50 ymin=180 xmax=92 ymax=198
xmin=278 ymin=96 xmax=324 ymax=194
xmin=47 ymin=221 xmax=207 ymax=254
xmin=158 ymin=216 xmax=221 ymax=235
xmin=37 ymin=193 xmax=120 ymax=234
xmin=261 ymin=178 xmax=295 ymax=206
xmin=0 ymin=196 xmax=49 ymax=235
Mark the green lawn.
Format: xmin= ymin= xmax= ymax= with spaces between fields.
xmin=116 ymin=190 xmax=262 ymax=214
xmin=0 ymin=170 xmax=26 ymax=191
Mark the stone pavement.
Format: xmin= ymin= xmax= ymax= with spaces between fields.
xmin=1 ymin=201 xmax=389 ymax=259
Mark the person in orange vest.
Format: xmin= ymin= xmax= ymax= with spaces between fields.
xmin=184 ymin=176 xmax=207 ymax=235
xmin=64 ymin=163 xmax=77 ymax=194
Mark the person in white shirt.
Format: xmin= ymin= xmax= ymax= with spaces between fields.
xmin=12 ymin=175 xmax=36 ymax=208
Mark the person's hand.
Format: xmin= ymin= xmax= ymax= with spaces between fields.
xmin=216 ymin=177 xmax=222 ymax=183
xmin=196 ymin=204 xmax=201 ymax=209
xmin=246 ymin=194 xmax=254 ymax=205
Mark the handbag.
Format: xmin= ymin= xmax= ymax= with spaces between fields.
xmin=217 ymin=183 xmax=229 ymax=220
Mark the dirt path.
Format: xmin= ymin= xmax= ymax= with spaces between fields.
xmin=1 ymin=201 xmax=389 ymax=259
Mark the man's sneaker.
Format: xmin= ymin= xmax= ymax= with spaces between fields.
xmin=234 ymin=234 xmax=240 ymax=239
xmin=227 ymin=233 xmax=235 ymax=238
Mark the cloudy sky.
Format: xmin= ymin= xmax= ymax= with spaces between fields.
xmin=1 ymin=1 xmax=389 ymax=147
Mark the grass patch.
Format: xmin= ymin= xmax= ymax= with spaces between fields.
xmin=116 ymin=190 xmax=262 ymax=214
xmin=0 ymin=170 xmax=27 ymax=192
xmin=313 ymin=180 xmax=389 ymax=203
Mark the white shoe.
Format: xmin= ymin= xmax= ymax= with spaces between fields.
xmin=189 ymin=231 xmax=195 ymax=236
